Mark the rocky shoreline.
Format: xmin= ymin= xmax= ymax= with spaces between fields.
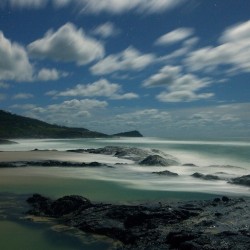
xmin=26 ymin=194 xmax=250 ymax=250
xmin=0 ymin=145 xmax=249 ymax=188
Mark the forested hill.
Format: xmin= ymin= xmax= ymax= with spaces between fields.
xmin=0 ymin=110 xmax=108 ymax=139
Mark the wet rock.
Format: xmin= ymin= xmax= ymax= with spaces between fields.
xmin=182 ymin=163 xmax=197 ymax=167
xmin=222 ymin=196 xmax=230 ymax=202
xmin=152 ymin=170 xmax=178 ymax=176
xmin=140 ymin=155 xmax=178 ymax=166
xmin=51 ymin=195 xmax=92 ymax=217
xmin=230 ymin=175 xmax=250 ymax=187
xmin=191 ymin=172 xmax=221 ymax=181
xmin=26 ymin=195 xmax=250 ymax=250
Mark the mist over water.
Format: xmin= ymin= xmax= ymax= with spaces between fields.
xmin=1 ymin=137 xmax=249 ymax=197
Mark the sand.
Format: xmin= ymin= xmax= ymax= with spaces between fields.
xmin=0 ymin=150 xmax=133 ymax=164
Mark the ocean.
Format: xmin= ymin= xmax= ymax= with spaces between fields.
xmin=0 ymin=137 xmax=249 ymax=249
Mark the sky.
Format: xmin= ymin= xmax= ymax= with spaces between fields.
xmin=0 ymin=0 xmax=250 ymax=139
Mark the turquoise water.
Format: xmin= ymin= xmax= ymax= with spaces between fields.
xmin=0 ymin=137 xmax=249 ymax=249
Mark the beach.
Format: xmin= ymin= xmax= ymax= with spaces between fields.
xmin=0 ymin=138 xmax=249 ymax=249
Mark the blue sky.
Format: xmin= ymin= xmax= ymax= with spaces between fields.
xmin=0 ymin=0 xmax=250 ymax=139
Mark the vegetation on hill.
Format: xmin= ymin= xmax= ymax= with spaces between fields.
xmin=0 ymin=110 xmax=108 ymax=139
xmin=113 ymin=130 xmax=143 ymax=137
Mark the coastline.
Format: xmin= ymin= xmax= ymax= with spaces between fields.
xmin=0 ymin=140 xmax=249 ymax=249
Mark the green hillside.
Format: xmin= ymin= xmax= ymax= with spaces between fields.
xmin=0 ymin=110 xmax=108 ymax=139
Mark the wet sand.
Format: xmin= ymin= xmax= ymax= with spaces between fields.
xmin=0 ymin=150 xmax=132 ymax=164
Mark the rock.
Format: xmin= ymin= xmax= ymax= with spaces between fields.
xmin=191 ymin=172 xmax=221 ymax=181
xmin=139 ymin=155 xmax=178 ymax=166
xmin=230 ymin=175 xmax=250 ymax=187
xmin=26 ymin=195 xmax=250 ymax=250
xmin=222 ymin=196 xmax=230 ymax=202
xmin=51 ymin=195 xmax=92 ymax=217
xmin=0 ymin=139 xmax=17 ymax=144
xmin=182 ymin=163 xmax=197 ymax=167
xmin=152 ymin=170 xmax=178 ymax=176
xmin=85 ymin=146 xmax=180 ymax=164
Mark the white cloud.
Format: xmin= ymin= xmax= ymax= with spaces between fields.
xmin=12 ymin=93 xmax=34 ymax=100
xmin=28 ymin=23 xmax=104 ymax=65
xmin=37 ymin=68 xmax=67 ymax=81
xmin=53 ymin=0 xmax=185 ymax=14
xmin=91 ymin=47 xmax=155 ymax=75
xmin=144 ymin=65 xmax=213 ymax=102
xmin=57 ymin=78 xmax=139 ymax=100
xmin=186 ymin=20 xmax=250 ymax=74
xmin=92 ymin=22 xmax=120 ymax=38
xmin=157 ymin=90 xmax=213 ymax=102
xmin=0 ymin=82 xmax=9 ymax=88
xmin=5 ymin=0 xmax=47 ymax=8
xmin=4 ymin=0 xmax=185 ymax=13
xmin=116 ymin=109 xmax=171 ymax=123
xmin=111 ymin=92 xmax=139 ymax=100
xmin=22 ymin=98 xmax=108 ymax=126
xmin=155 ymin=28 xmax=194 ymax=46
xmin=0 ymin=31 xmax=33 ymax=81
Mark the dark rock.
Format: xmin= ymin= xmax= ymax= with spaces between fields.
xmin=0 ymin=139 xmax=17 ymax=144
xmin=191 ymin=172 xmax=221 ymax=181
xmin=51 ymin=195 xmax=92 ymax=217
xmin=214 ymin=198 xmax=221 ymax=202
xmin=26 ymin=195 xmax=250 ymax=250
xmin=140 ymin=155 xmax=178 ymax=166
xmin=182 ymin=163 xmax=197 ymax=167
xmin=152 ymin=170 xmax=178 ymax=176
xmin=85 ymin=146 xmax=180 ymax=164
xmin=222 ymin=196 xmax=230 ymax=202
xmin=230 ymin=175 xmax=250 ymax=187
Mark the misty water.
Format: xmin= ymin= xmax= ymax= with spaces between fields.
xmin=0 ymin=137 xmax=250 ymax=249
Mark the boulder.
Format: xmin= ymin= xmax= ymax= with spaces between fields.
xmin=152 ymin=170 xmax=178 ymax=176
xmin=230 ymin=175 xmax=250 ymax=187
xmin=140 ymin=155 xmax=178 ymax=166
xmin=191 ymin=172 xmax=221 ymax=181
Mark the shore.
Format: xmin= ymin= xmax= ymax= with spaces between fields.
xmin=0 ymin=142 xmax=249 ymax=249
xmin=26 ymin=193 xmax=250 ymax=250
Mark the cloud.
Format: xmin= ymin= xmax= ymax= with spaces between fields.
xmin=92 ymin=22 xmax=120 ymax=38
xmin=22 ymin=98 xmax=108 ymax=126
xmin=37 ymin=68 xmax=68 ymax=81
xmin=91 ymin=47 xmax=155 ymax=75
xmin=28 ymin=23 xmax=104 ymax=66
xmin=12 ymin=93 xmax=34 ymax=100
xmin=0 ymin=82 xmax=9 ymax=88
xmin=4 ymin=0 xmax=47 ymax=8
xmin=53 ymin=0 xmax=185 ymax=14
xmin=185 ymin=20 xmax=250 ymax=74
xmin=155 ymin=28 xmax=194 ymax=46
xmin=157 ymin=90 xmax=213 ymax=102
xmin=144 ymin=65 xmax=213 ymax=102
xmin=3 ymin=0 xmax=185 ymax=13
xmin=0 ymin=31 xmax=33 ymax=81
xmin=57 ymin=78 xmax=139 ymax=100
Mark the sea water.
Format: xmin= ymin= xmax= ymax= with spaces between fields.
xmin=0 ymin=137 xmax=250 ymax=249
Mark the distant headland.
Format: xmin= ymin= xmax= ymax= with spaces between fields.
xmin=0 ymin=110 xmax=143 ymax=139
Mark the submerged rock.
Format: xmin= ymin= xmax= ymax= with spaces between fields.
xmin=230 ymin=175 xmax=250 ymax=187
xmin=139 ymin=155 xmax=178 ymax=166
